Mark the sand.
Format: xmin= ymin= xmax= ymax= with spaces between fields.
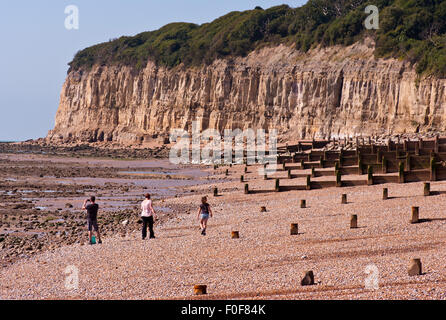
xmin=1 ymin=161 xmax=446 ymax=300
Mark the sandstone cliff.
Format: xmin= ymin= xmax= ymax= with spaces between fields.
xmin=47 ymin=39 xmax=446 ymax=145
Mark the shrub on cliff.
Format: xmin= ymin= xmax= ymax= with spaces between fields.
xmin=68 ymin=0 xmax=446 ymax=77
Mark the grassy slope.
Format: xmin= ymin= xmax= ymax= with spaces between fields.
xmin=69 ymin=0 xmax=446 ymax=77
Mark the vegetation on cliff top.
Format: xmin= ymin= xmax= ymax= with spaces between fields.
xmin=69 ymin=0 xmax=446 ymax=77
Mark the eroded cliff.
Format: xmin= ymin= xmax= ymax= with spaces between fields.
xmin=47 ymin=39 xmax=446 ymax=145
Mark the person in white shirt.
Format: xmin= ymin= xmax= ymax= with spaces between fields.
xmin=141 ymin=193 xmax=157 ymax=240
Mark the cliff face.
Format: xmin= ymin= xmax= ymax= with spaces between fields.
xmin=48 ymin=39 xmax=446 ymax=145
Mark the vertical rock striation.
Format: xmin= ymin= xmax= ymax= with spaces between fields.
xmin=47 ymin=39 xmax=446 ymax=145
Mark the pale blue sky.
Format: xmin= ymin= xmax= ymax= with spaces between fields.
xmin=0 ymin=0 xmax=306 ymax=141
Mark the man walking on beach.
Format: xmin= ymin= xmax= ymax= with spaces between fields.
xmin=82 ymin=196 xmax=102 ymax=245
xmin=141 ymin=193 xmax=157 ymax=240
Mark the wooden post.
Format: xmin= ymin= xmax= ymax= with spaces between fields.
xmin=339 ymin=149 xmax=344 ymax=168
xmin=383 ymin=188 xmax=388 ymax=200
xmin=244 ymin=184 xmax=249 ymax=195
xmin=300 ymin=159 xmax=305 ymax=170
xmin=430 ymin=156 xmax=437 ymax=181
xmin=306 ymin=175 xmax=311 ymax=190
xmin=231 ymin=231 xmax=240 ymax=239
xmin=341 ymin=194 xmax=347 ymax=204
xmin=300 ymin=200 xmax=306 ymax=209
xmin=225 ymin=169 xmax=229 ymax=176
xmin=350 ymin=215 xmax=358 ymax=229
xmin=275 ymin=178 xmax=280 ymax=192
xmin=406 ymin=153 xmax=411 ymax=171
xmin=382 ymin=156 xmax=387 ymax=174
xmin=415 ymin=142 xmax=420 ymax=156
xmin=336 ymin=170 xmax=342 ymax=187
xmin=193 ymin=285 xmax=207 ymax=295
xmin=424 ymin=182 xmax=431 ymax=196
xmin=240 ymin=175 xmax=244 ymax=183
xmin=311 ymin=167 xmax=316 ymax=178
xmin=290 ymin=223 xmax=299 ymax=235
xmin=367 ymin=165 xmax=373 ymax=186
xmin=408 ymin=259 xmax=422 ymax=276
xmin=260 ymin=206 xmax=267 ymax=212
xmin=287 ymin=169 xmax=292 ymax=179
xmin=213 ymin=187 xmax=218 ymax=197
xmin=411 ymin=207 xmax=419 ymax=224
xmin=435 ymin=135 xmax=439 ymax=153
xmin=301 ymin=271 xmax=314 ymax=286
xmin=399 ymin=161 xmax=405 ymax=183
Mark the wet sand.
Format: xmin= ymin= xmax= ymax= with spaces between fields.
xmin=0 ymin=153 xmax=227 ymax=267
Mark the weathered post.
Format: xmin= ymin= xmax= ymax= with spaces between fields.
xmin=399 ymin=161 xmax=405 ymax=183
xmin=335 ymin=161 xmax=340 ymax=172
xmin=275 ymin=178 xmax=280 ymax=192
xmin=424 ymin=182 xmax=431 ymax=196
xmin=260 ymin=206 xmax=267 ymax=212
xmin=225 ymin=169 xmax=229 ymax=176
xmin=193 ymin=285 xmax=207 ymax=295
xmin=383 ymin=188 xmax=388 ymax=200
xmin=319 ymin=156 xmax=324 ymax=168
xmin=213 ymin=187 xmax=218 ymax=197
xmin=415 ymin=141 xmax=420 ymax=156
xmin=341 ymin=194 xmax=347 ymax=204
xmin=240 ymin=175 xmax=244 ymax=183
xmin=411 ymin=206 xmax=419 ymax=224
xmin=367 ymin=165 xmax=373 ymax=186
xmin=300 ymin=159 xmax=305 ymax=170
xmin=244 ymin=184 xmax=249 ymax=195
xmin=350 ymin=215 xmax=358 ymax=229
xmin=288 ymin=169 xmax=292 ymax=179
xmin=231 ymin=231 xmax=240 ymax=239
xmin=382 ymin=156 xmax=387 ymax=174
xmin=301 ymin=271 xmax=314 ymax=286
xmin=430 ymin=156 xmax=437 ymax=181
xmin=406 ymin=152 xmax=411 ymax=171
xmin=435 ymin=135 xmax=439 ymax=153
xmin=300 ymin=200 xmax=306 ymax=209
xmin=339 ymin=149 xmax=344 ymax=168
xmin=311 ymin=167 xmax=316 ymax=178
xmin=306 ymin=175 xmax=311 ymax=190
xmin=408 ymin=259 xmax=422 ymax=276
xmin=290 ymin=223 xmax=299 ymax=235
xmin=336 ymin=170 xmax=342 ymax=187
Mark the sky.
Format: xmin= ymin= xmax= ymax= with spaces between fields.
xmin=0 ymin=0 xmax=307 ymax=142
